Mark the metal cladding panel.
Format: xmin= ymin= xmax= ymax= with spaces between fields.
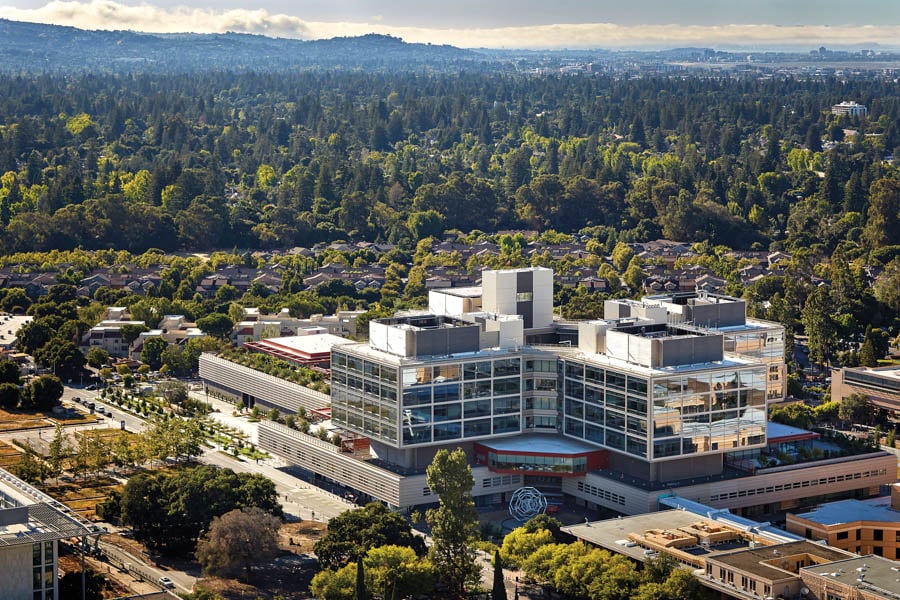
xmin=687 ymin=301 xmax=746 ymax=328
xmin=0 ymin=545 xmax=32 ymax=600
xmin=258 ymin=422 xmax=404 ymax=507
xmin=656 ymin=335 xmax=723 ymax=367
xmin=199 ymin=353 xmax=329 ymax=414
xmin=411 ymin=325 xmax=480 ymax=357
xmin=427 ymin=291 xmax=449 ymax=316
xmin=531 ymin=269 xmax=554 ymax=329
xmin=369 ymin=320 xmax=389 ymax=353
xmin=605 ymin=330 xmax=654 ymax=366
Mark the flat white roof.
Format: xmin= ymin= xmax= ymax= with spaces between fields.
xmin=793 ymin=496 xmax=900 ymax=527
xmin=433 ymin=286 xmax=482 ymax=298
xmin=254 ymin=334 xmax=352 ymax=356
xmin=477 ymin=433 xmax=601 ymax=454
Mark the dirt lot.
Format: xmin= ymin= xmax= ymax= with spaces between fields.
xmin=193 ymin=521 xmax=327 ymax=600
xmin=0 ymin=439 xmax=23 ymax=468
xmin=43 ymin=476 xmax=123 ymax=520
xmin=58 ymin=553 xmax=136 ymax=599
xmin=0 ymin=406 xmax=98 ymax=432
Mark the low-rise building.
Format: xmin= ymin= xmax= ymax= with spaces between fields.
xmin=0 ymin=467 xmax=98 ymax=600
xmin=787 ymin=483 xmax=900 ymax=560
xmin=832 ymin=366 xmax=900 ymax=420
xmin=832 ymin=101 xmax=868 ymax=116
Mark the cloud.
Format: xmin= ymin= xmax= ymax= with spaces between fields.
xmin=1 ymin=0 xmax=899 ymax=48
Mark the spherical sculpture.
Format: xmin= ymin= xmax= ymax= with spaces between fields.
xmin=508 ymin=486 xmax=547 ymax=521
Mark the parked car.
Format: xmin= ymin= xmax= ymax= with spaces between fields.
xmin=158 ymin=576 xmax=174 ymax=589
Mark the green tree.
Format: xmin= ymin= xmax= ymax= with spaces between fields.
xmin=12 ymin=441 xmax=47 ymax=484
xmin=120 ymin=465 xmax=282 ymax=555
xmin=196 ymin=507 xmax=281 ymax=580
xmin=85 ymin=347 xmax=110 ymax=369
xmin=356 ymin=559 xmax=367 ymax=600
xmin=365 ymin=545 xmax=434 ymax=600
xmin=314 ymin=502 xmax=426 ymax=570
xmin=858 ymin=336 xmax=878 ymax=367
xmin=0 ymin=359 xmax=20 ymax=384
xmin=492 ymin=550 xmax=507 ymax=600
xmin=839 ymin=393 xmax=870 ymax=426
xmin=140 ymin=336 xmax=168 ymax=369
xmin=311 ymin=562 xmax=356 ymax=600
xmin=426 ymin=448 xmax=480 ymax=598
xmin=34 ymin=340 xmax=86 ymax=381
xmin=0 ymin=383 xmax=20 ymax=409
xmin=500 ymin=527 xmax=555 ymax=568
xmin=58 ymin=569 xmax=108 ymax=600
xmin=157 ymin=380 xmax=189 ymax=405
xmin=15 ymin=320 xmax=53 ymax=355
xmin=196 ymin=312 xmax=234 ymax=339
xmin=873 ymin=259 xmax=900 ymax=313
xmin=801 ymin=286 xmax=837 ymax=367
xmin=611 ymin=241 xmax=635 ymax=272
xmin=121 ymin=323 xmax=151 ymax=346
xmin=406 ymin=210 xmax=445 ymax=240
xmin=24 ymin=374 xmax=63 ymax=411
xmin=863 ymin=178 xmax=900 ymax=249
xmin=47 ymin=423 xmax=70 ymax=481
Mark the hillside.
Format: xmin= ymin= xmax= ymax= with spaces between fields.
xmin=0 ymin=19 xmax=483 ymax=73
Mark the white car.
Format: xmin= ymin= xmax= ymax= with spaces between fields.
xmin=158 ymin=576 xmax=174 ymax=589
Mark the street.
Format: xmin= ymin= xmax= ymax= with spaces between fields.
xmin=4 ymin=382 xmax=358 ymax=595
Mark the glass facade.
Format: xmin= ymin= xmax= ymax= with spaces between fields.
xmin=562 ymin=359 xmax=767 ymax=461
xmin=485 ymin=451 xmax=587 ymax=474
xmin=32 ymin=540 xmax=54 ymax=600
xmin=331 ymin=349 xmax=529 ymax=447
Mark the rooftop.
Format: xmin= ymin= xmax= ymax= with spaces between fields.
xmin=432 ymin=286 xmax=483 ymax=298
xmin=0 ymin=468 xmax=97 ymax=546
xmin=247 ymin=334 xmax=353 ymax=358
xmin=792 ymin=496 xmax=900 ymax=527
xmin=766 ymin=421 xmax=820 ymax=443
xmin=802 ymin=555 xmax=900 ymax=599
xmin=476 ymin=433 xmax=603 ymax=455
xmin=709 ymin=540 xmax=851 ymax=581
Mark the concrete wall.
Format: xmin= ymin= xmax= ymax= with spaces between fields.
xmin=258 ymin=421 xmax=522 ymax=509
xmin=565 ymin=452 xmax=896 ymax=517
xmin=0 ymin=544 xmax=33 ymax=600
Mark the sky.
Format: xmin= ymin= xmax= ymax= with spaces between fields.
xmin=1 ymin=0 xmax=900 ymax=49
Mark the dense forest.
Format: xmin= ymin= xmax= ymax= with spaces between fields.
xmin=1 ymin=71 xmax=898 ymax=255
xmin=1 ymin=66 xmax=899 ymax=374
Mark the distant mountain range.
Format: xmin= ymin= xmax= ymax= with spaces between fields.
xmin=0 ymin=19 xmax=485 ymax=73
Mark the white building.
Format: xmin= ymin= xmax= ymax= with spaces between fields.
xmin=0 ymin=468 xmax=97 ymax=600
xmin=198 ymin=268 xmax=896 ymax=518
xmin=831 ymin=101 xmax=868 ymax=116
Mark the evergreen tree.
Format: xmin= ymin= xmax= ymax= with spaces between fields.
xmin=492 ymin=550 xmax=507 ymax=600
xmin=426 ymin=449 xmax=480 ymax=598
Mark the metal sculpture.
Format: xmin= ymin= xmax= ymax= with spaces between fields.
xmin=508 ymin=486 xmax=547 ymax=521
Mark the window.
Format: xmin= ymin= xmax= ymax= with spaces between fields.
xmin=836 ymin=531 xmax=848 ymax=540
xmin=873 ymin=529 xmax=883 ymax=541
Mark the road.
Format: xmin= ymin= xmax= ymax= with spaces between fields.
xmin=6 ymin=383 xmax=358 ymax=595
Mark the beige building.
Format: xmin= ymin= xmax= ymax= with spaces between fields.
xmin=787 ymin=484 xmax=900 ymax=560
xmin=832 ymin=366 xmax=900 ymax=420
xmin=566 ymin=499 xmax=900 ymax=600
